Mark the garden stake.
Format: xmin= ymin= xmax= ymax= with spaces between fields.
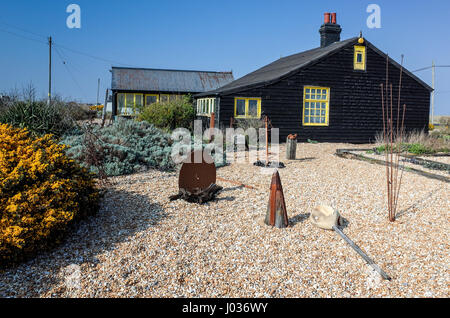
xmin=265 ymin=116 xmax=269 ymax=167
xmin=265 ymin=171 xmax=289 ymax=228
xmin=209 ymin=112 xmax=215 ymax=142
xmin=380 ymin=54 xmax=407 ymax=222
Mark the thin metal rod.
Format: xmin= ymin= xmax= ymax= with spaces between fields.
xmin=48 ymin=36 xmax=52 ymax=105
xmin=333 ymin=226 xmax=392 ymax=281
xmin=265 ymin=115 xmax=269 ymax=166
xmin=389 ymin=84 xmax=395 ymax=222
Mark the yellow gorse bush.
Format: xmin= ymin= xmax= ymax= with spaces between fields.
xmin=90 ymin=105 xmax=104 ymax=112
xmin=0 ymin=124 xmax=100 ymax=264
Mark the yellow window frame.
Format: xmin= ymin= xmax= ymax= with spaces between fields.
xmin=160 ymin=94 xmax=170 ymax=103
xmin=120 ymin=93 xmax=143 ymax=116
xmin=197 ymin=98 xmax=216 ymax=117
xmin=145 ymin=94 xmax=159 ymax=105
xmin=234 ymin=97 xmax=261 ymax=119
xmin=302 ymin=86 xmax=330 ymax=126
xmin=354 ymin=45 xmax=366 ymax=71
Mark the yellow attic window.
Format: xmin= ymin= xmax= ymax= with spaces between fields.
xmin=354 ymin=46 xmax=366 ymax=70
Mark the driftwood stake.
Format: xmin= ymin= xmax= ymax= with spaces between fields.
xmin=286 ymin=134 xmax=297 ymax=160
xmin=265 ymin=171 xmax=289 ymax=228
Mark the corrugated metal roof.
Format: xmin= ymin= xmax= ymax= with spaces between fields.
xmin=111 ymin=67 xmax=234 ymax=93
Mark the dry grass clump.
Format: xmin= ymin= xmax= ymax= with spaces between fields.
xmin=375 ymin=130 xmax=449 ymax=155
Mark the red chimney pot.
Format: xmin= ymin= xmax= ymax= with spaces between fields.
xmin=331 ymin=13 xmax=337 ymax=24
xmin=324 ymin=13 xmax=331 ymax=24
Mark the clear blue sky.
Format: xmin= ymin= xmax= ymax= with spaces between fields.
xmin=1 ymin=0 xmax=449 ymax=115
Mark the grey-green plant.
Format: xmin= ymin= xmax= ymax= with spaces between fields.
xmin=61 ymin=119 xmax=175 ymax=176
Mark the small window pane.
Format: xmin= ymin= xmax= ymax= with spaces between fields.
xmin=146 ymin=95 xmax=157 ymax=105
xmin=311 ymin=89 xmax=316 ymax=94
xmin=321 ymin=117 xmax=326 ymax=123
xmin=118 ymin=93 xmax=125 ymax=114
xmin=321 ymin=110 xmax=326 ymax=116
xmin=305 ymin=88 xmax=310 ymax=93
xmin=248 ymin=100 xmax=258 ymax=117
xmin=305 ymin=94 xmax=310 ymax=99
xmin=322 ymin=89 xmax=327 ymax=95
xmin=357 ymin=53 xmax=363 ymax=63
xmin=236 ymin=99 xmax=246 ymax=116
xmin=305 ymin=110 xmax=309 ymax=115
xmin=305 ymin=102 xmax=310 ymax=109
xmin=321 ymin=103 xmax=326 ymax=109
xmin=304 ymin=117 xmax=309 ymax=123
xmin=311 ymin=94 xmax=316 ymax=100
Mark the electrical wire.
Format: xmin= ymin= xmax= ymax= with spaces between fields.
xmin=413 ymin=65 xmax=450 ymax=72
xmin=0 ymin=27 xmax=47 ymax=45
xmin=53 ymin=43 xmax=137 ymax=67
xmin=0 ymin=19 xmax=48 ymax=40
xmin=54 ymin=46 xmax=87 ymax=97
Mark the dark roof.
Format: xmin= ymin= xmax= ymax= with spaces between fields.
xmin=196 ymin=37 xmax=432 ymax=97
xmin=111 ymin=67 xmax=234 ymax=93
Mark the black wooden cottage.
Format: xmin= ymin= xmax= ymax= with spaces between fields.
xmin=195 ymin=13 xmax=432 ymax=143
xmin=110 ymin=67 xmax=234 ymax=118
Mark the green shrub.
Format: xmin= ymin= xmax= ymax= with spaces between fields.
xmin=138 ymin=96 xmax=195 ymax=131
xmin=0 ymin=124 xmax=100 ymax=265
xmin=61 ymin=119 xmax=176 ymax=176
xmin=0 ymin=100 xmax=74 ymax=137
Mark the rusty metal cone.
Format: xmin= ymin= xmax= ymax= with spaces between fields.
xmin=265 ymin=171 xmax=289 ymax=228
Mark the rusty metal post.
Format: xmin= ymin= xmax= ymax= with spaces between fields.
xmin=265 ymin=171 xmax=289 ymax=228
xmin=209 ymin=112 xmax=215 ymax=142
xmin=265 ymin=116 xmax=269 ymax=166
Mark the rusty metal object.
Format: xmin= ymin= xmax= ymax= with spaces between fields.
xmin=216 ymin=177 xmax=257 ymax=190
xmin=209 ymin=112 xmax=215 ymax=130
xmin=287 ymin=134 xmax=298 ymax=140
xmin=179 ymin=150 xmax=216 ymax=193
xmin=265 ymin=171 xmax=289 ymax=228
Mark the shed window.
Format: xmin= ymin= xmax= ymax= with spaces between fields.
xmin=117 ymin=93 xmax=143 ymax=116
xmin=303 ymin=87 xmax=329 ymax=126
xmin=234 ymin=97 xmax=261 ymax=119
xmin=160 ymin=94 xmax=170 ymax=103
xmin=354 ymin=46 xmax=366 ymax=70
xmin=145 ymin=94 xmax=159 ymax=105
xmin=196 ymin=98 xmax=216 ymax=116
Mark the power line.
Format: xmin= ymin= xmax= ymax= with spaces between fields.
xmin=0 ymin=27 xmax=47 ymax=45
xmin=54 ymin=46 xmax=87 ymax=97
xmin=53 ymin=43 xmax=136 ymax=67
xmin=413 ymin=65 xmax=450 ymax=72
xmin=0 ymin=19 xmax=48 ymax=40
xmin=0 ymin=20 xmax=136 ymax=67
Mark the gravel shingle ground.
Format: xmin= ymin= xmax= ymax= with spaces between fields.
xmin=0 ymin=143 xmax=448 ymax=298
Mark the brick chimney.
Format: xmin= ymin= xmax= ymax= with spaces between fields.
xmin=319 ymin=12 xmax=342 ymax=47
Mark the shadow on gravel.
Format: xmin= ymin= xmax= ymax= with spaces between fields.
xmin=290 ymin=213 xmax=310 ymax=226
xmin=0 ymin=188 xmax=166 ymax=298
xmin=396 ymin=187 xmax=441 ymax=219
xmin=290 ymin=157 xmax=317 ymax=162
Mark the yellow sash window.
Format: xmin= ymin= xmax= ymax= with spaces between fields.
xmin=303 ymin=87 xmax=329 ymax=126
xmin=354 ymin=46 xmax=366 ymax=71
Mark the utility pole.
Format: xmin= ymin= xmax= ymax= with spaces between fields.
xmin=48 ymin=36 xmax=52 ymax=105
xmin=431 ymin=61 xmax=435 ymax=125
xmin=96 ymin=78 xmax=100 ymax=105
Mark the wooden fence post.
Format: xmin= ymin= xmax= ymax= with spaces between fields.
xmin=286 ymin=134 xmax=297 ymax=160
